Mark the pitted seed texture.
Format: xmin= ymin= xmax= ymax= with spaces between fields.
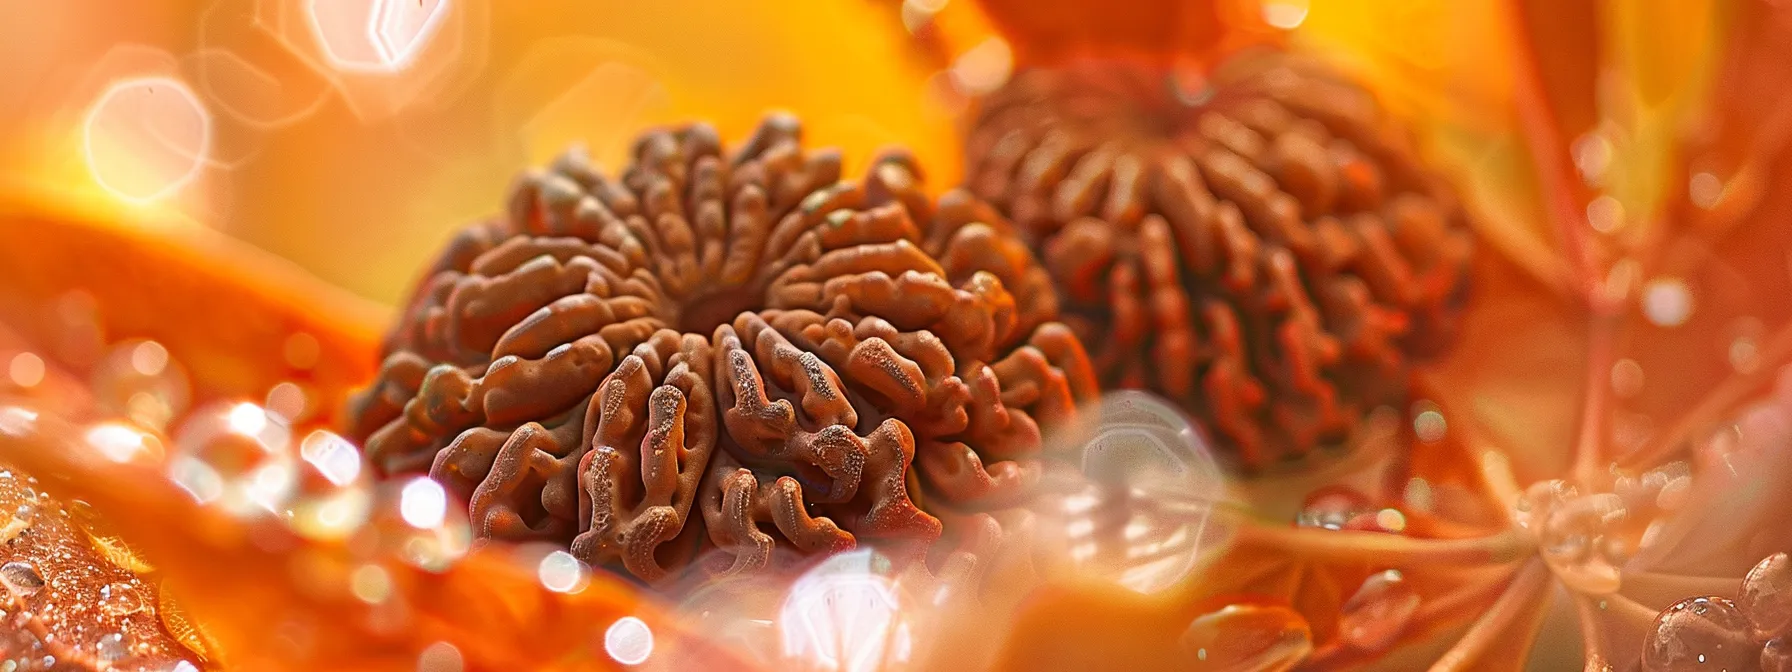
xmin=346 ymin=116 xmax=1098 ymax=582
xmin=965 ymin=50 xmax=1472 ymax=470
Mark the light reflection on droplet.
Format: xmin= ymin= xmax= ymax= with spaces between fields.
xmin=1375 ymin=509 xmax=1407 ymax=533
xmin=1261 ymin=0 xmax=1310 ymax=30
xmin=350 ymin=564 xmax=393 ymax=604
xmin=168 ymin=456 xmax=224 ymax=504
xmin=1690 ymin=172 xmax=1724 ymax=210
xmin=1731 ymin=337 xmax=1762 ymax=374
xmin=84 ymin=422 xmax=164 ymax=464
xmin=83 ymin=76 xmax=211 ymax=203
xmin=6 ymin=353 xmax=44 ymax=389
xmin=99 ymin=582 xmax=145 ymax=616
xmin=605 ymin=616 xmax=655 ymax=666
xmin=228 ymin=402 xmax=269 ymax=435
xmin=0 ymin=561 xmax=45 ymax=597
xmin=1642 ymin=278 xmax=1694 ymax=327
xmin=537 ymin=550 xmax=585 ymax=594
xmin=400 ymin=477 xmax=448 ymax=529
xmin=1338 ymin=569 xmax=1420 ymax=651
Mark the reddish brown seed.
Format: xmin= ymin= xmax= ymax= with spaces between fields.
xmin=1642 ymin=597 xmax=1756 ymax=672
xmin=963 ymin=51 xmax=1471 ymax=471
xmin=347 ymin=117 xmax=1100 ymax=584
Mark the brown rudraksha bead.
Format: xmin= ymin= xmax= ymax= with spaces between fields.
xmin=346 ymin=115 xmax=1098 ymax=583
xmin=964 ymin=50 xmax=1472 ymax=471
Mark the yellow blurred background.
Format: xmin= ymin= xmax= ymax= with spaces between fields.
xmin=0 ymin=0 xmax=969 ymax=305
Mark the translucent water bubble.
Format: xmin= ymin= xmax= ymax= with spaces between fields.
xmin=0 ymin=561 xmax=45 ymax=597
xmin=778 ymin=550 xmax=913 ymax=672
xmin=98 ymin=582 xmax=146 ymax=617
xmin=1642 ymin=597 xmax=1753 ymax=672
xmin=95 ymin=632 xmax=128 ymax=663
xmin=1179 ymin=603 xmax=1311 ymax=671
xmin=169 ymin=402 xmax=298 ymax=516
xmin=1034 ymin=392 xmax=1231 ymax=594
xmin=90 ymin=340 xmax=190 ymax=431
xmin=1742 ymin=553 xmax=1792 ymax=641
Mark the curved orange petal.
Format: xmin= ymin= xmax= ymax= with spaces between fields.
xmin=0 ymin=188 xmax=383 ymax=426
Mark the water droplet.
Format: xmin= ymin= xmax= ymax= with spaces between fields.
xmin=1412 ymin=403 xmax=1447 ymax=443
xmin=91 ymin=340 xmax=190 ymax=430
xmin=95 ymin=632 xmax=127 ymax=662
xmin=1642 ymin=278 xmax=1694 ymax=327
xmin=1742 ymin=553 xmax=1792 ymax=641
xmin=1763 ymin=637 xmax=1792 ymax=672
xmin=99 ymin=582 xmax=145 ymax=616
xmin=605 ymin=616 xmax=655 ymax=666
xmin=1338 ymin=570 xmax=1420 ymax=651
xmin=1043 ymin=392 xmax=1229 ymax=594
xmin=1179 ymin=603 xmax=1312 ymax=670
xmin=0 ymin=562 xmax=44 ymax=597
xmin=1512 ymin=480 xmax=1573 ymax=532
xmin=1297 ymin=486 xmax=1371 ymax=531
xmin=1642 ymin=597 xmax=1754 ymax=672
xmin=1539 ymin=493 xmax=1626 ymax=594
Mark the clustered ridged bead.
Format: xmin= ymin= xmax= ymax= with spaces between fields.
xmin=964 ymin=49 xmax=1472 ymax=470
xmin=346 ymin=115 xmax=1098 ymax=583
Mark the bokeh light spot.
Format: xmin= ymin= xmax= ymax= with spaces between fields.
xmin=604 ymin=616 xmax=654 ymax=666
xmin=307 ymin=0 xmax=451 ymax=73
xmin=6 ymin=353 xmax=44 ymax=388
xmin=83 ymin=77 xmax=211 ymax=203
xmin=536 ymin=550 xmax=584 ymax=593
xmin=399 ymin=477 xmax=447 ymax=529
xmin=1642 ymin=278 xmax=1694 ymax=327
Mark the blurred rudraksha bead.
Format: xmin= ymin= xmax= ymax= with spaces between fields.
xmin=964 ymin=49 xmax=1472 ymax=471
xmin=345 ymin=115 xmax=1098 ymax=583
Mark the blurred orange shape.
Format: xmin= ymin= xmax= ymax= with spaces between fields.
xmin=81 ymin=77 xmax=211 ymax=203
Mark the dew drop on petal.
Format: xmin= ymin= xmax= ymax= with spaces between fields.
xmin=1642 ymin=597 xmax=1754 ymax=672
xmin=0 ymin=561 xmax=45 ymax=597
xmin=99 ymin=582 xmax=145 ymax=616
xmin=1178 ymin=603 xmax=1312 ymax=669
xmin=1338 ymin=569 xmax=1419 ymax=651
xmin=1764 ymin=638 xmax=1792 ymax=672
xmin=605 ymin=616 xmax=655 ymax=666
xmin=1742 ymin=553 xmax=1792 ymax=641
